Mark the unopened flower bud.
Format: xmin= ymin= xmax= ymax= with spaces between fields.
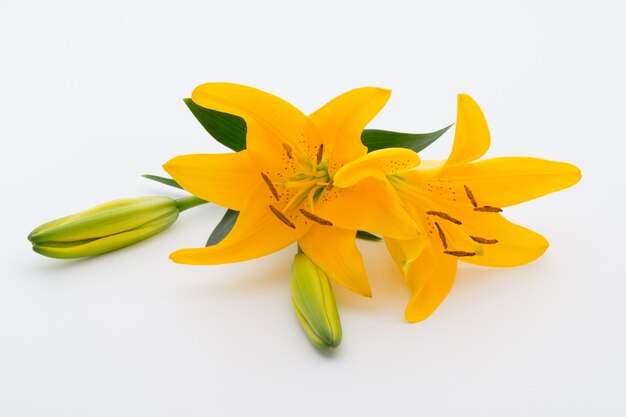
xmin=291 ymin=252 xmax=342 ymax=349
xmin=28 ymin=196 xmax=204 ymax=259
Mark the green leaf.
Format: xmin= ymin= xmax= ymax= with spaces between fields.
xmin=184 ymin=97 xmax=449 ymax=155
xmin=142 ymin=174 xmax=182 ymax=189
xmin=206 ymin=209 xmax=239 ymax=246
xmin=356 ymin=230 xmax=382 ymax=241
xmin=184 ymin=98 xmax=247 ymax=152
xmin=361 ymin=124 xmax=453 ymax=153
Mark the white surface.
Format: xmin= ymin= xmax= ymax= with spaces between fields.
xmin=1 ymin=0 xmax=624 ymax=416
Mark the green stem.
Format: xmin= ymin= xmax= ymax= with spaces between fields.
xmin=176 ymin=196 xmax=209 ymax=212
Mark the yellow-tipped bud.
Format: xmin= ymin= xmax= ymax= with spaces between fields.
xmin=28 ymin=196 xmax=204 ymax=259
xmin=291 ymin=252 xmax=342 ymax=349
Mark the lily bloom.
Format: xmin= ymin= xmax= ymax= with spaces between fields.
xmin=164 ymin=83 xmax=420 ymax=296
xmin=334 ymin=94 xmax=581 ymax=321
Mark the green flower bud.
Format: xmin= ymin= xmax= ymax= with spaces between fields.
xmin=291 ymin=252 xmax=342 ymax=349
xmin=28 ymin=196 xmax=205 ymax=259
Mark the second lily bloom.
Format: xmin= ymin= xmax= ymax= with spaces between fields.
xmin=335 ymin=94 xmax=581 ymax=322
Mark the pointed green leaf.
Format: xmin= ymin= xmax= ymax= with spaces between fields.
xmin=361 ymin=124 xmax=453 ymax=153
xmin=142 ymin=174 xmax=182 ymax=189
xmin=184 ymin=98 xmax=247 ymax=152
xmin=206 ymin=209 xmax=239 ymax=247
xmin=356 ymin=230 xmax=382 ymax=241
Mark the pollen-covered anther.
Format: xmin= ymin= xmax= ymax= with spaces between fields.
xmin=282 ymin=143 xmax=293 ymax=159
xmin=316 ymin=144 xmax=324 ymax=165
xmin=434 ymin=222 xmax=448 ymax=249
xmin=261 ymin=173 xmax=280 ymax=201
xmin=464 ymin=185 xmax=478 ymax=207
xmin=299 ymin=209 xmax=333 ymax=226
xmin=426 ymin=211 xmax=462 ymax=225
xmin=470 ymin=236 xmax=499 ymax=244
xmin=444 ymin=250 xmax=476 ymax=257
xmin=474 ymin=206 xmax=502 ymax=213
xmin=269 ymin=205 xmax=296 ymax=229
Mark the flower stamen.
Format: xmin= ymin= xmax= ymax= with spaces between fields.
xmin=464 ymin=185 xmax=478 ymax=207
xmin=434 ymin=222 xmax=448 ymax=249
xmin=283 ymin=143 xmax=293 ymax=159
xmin=316 ymin=144 xmax=324 ymax=165
xmin=444 ymin=250 xmax=476 ymax=257
xmin=470 ymin=236 xmax=499 ymax=244
xmin=261 ymin=173 xmax=280 ymax=201
xmin=269 ymin=205 xmax=296 ymax=229
xmin=299 ymin=209 xmax=333 ymax=226
xmin=426 ymin=211 xmax=462 ymax=225
xmin=474 ymin=206 xmax=502 ymax=213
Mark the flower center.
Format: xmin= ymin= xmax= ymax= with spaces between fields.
xmin=387 ymin=175 xmax=501 ymax=257
xmin=263 ymin=144 xmax=334 ymax=229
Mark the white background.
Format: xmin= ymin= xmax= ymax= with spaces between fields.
xmin=1 ymin=0 xmax=624 ymax=415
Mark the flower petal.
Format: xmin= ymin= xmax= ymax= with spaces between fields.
xmin=315 ymin=177 xmax=421 ymax=240
xmin=404 ymin=244 xmax=458 ymax=323
xmin=310 ymin=87 xmax=391 ymax=173
xmin=445 ymin=94 xmax=490 ymax=167
xmin=459 ymin=213 xmax=549 ymax=267
xmin=169 ymin=187 xmax=308 ymax=265
xmin=191 ymin=82 xmax=315 ymax=169
xmin=439 ymin=157 xmax=582 ymax=208
xmin=163 ymin=151 xmax=257 ymax=211
xmin=333 ymin=148 xmax=421 ymax=188
xmin=384 ymin=236 xmax=429 ymax=278
xmin=299 ymin=226 xmax=371 ymax=297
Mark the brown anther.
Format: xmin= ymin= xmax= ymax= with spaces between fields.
xmin=269 ymin=205 xmax=295 ymax=229
xmin=316 ymin=144 xmax=324 ymax=165
xmin=426 ymin=211 xmax=462 ymax=225
xmin=470 ymin=236 xmax=499 ymax=244
xmin=261 ymin=173 xmax=280 ymax=201
xmin=282 ymin=143 xmax=293 ymax=159
xmin=444 ymin=250 xmax=476 ymax=257
xmin=464 ymin=185 xmax=478 ymax=207
xmin=326 ymin=178 xmax=334 ymax=191
xmin=474 ymin=206 xmax=502 ymax=213
xmin=434 ymin=222 xmax=448 ymax=249
xmin=299 ymin=209 xmax=333 ymax=226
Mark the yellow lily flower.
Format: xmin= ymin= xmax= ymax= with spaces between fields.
xmin=164 ymin=83 xmax=420 ymax=296
xmin=335 ymin=94 xmax=582 ymax=321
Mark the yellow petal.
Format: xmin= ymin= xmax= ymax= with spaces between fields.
xmin=445 ymin=94 xmax=490 ymax=167
xmin=404 ymin=244 xmax=458 ymax=323
xmin=310 ymin=87 xmax=391 ymax=173
xmin=333 ymin=148 xmax=421 ymax=188
xmin=169 ymin=187 xmax=308 ymax=265
xmin=439 ymin=157 xmax=582 ymax=208
xmin=191 ymin=82 xmax=315 ymax=169
xmin=315 ymin=177 xmax=420 ymax=240
xmin=163 ymin=151 xmax=257 ymax=211
xmin=299 ymin=226 xmax=371 ymax=297
xmin=459 ymin=213 xmax=549 ymax=267
xmin=384 ymin=236 xmax=429 ymax=278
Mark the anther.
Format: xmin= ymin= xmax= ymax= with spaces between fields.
xmin=299 ymin=209 xmax=333 ymax=226
xmin=443 ymin=251 xmax=476 ymax=257
xmin=470 ymin=236 xmax=499 ymax=244
xmin=316 ymin=144 xmax=324 ymax=165
xmin=426 ymin=211 xmax=462 ymax=225
xmin=261 ymin=173 xmax=280 ymax=201
xmin=434 ymin=222 xmax=448 ymax=249
xmin=474 ymin=206 xmax=502 ymax=213
xmin=269 ymin=205 xmax=296 ymax=229
xmin=464 ymin=185 xmax=478 ymax=207
xmin=326 ymin=178 xmax=334 ymax=191
xmin=282 ymin=143 xmax=293 ymax=159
